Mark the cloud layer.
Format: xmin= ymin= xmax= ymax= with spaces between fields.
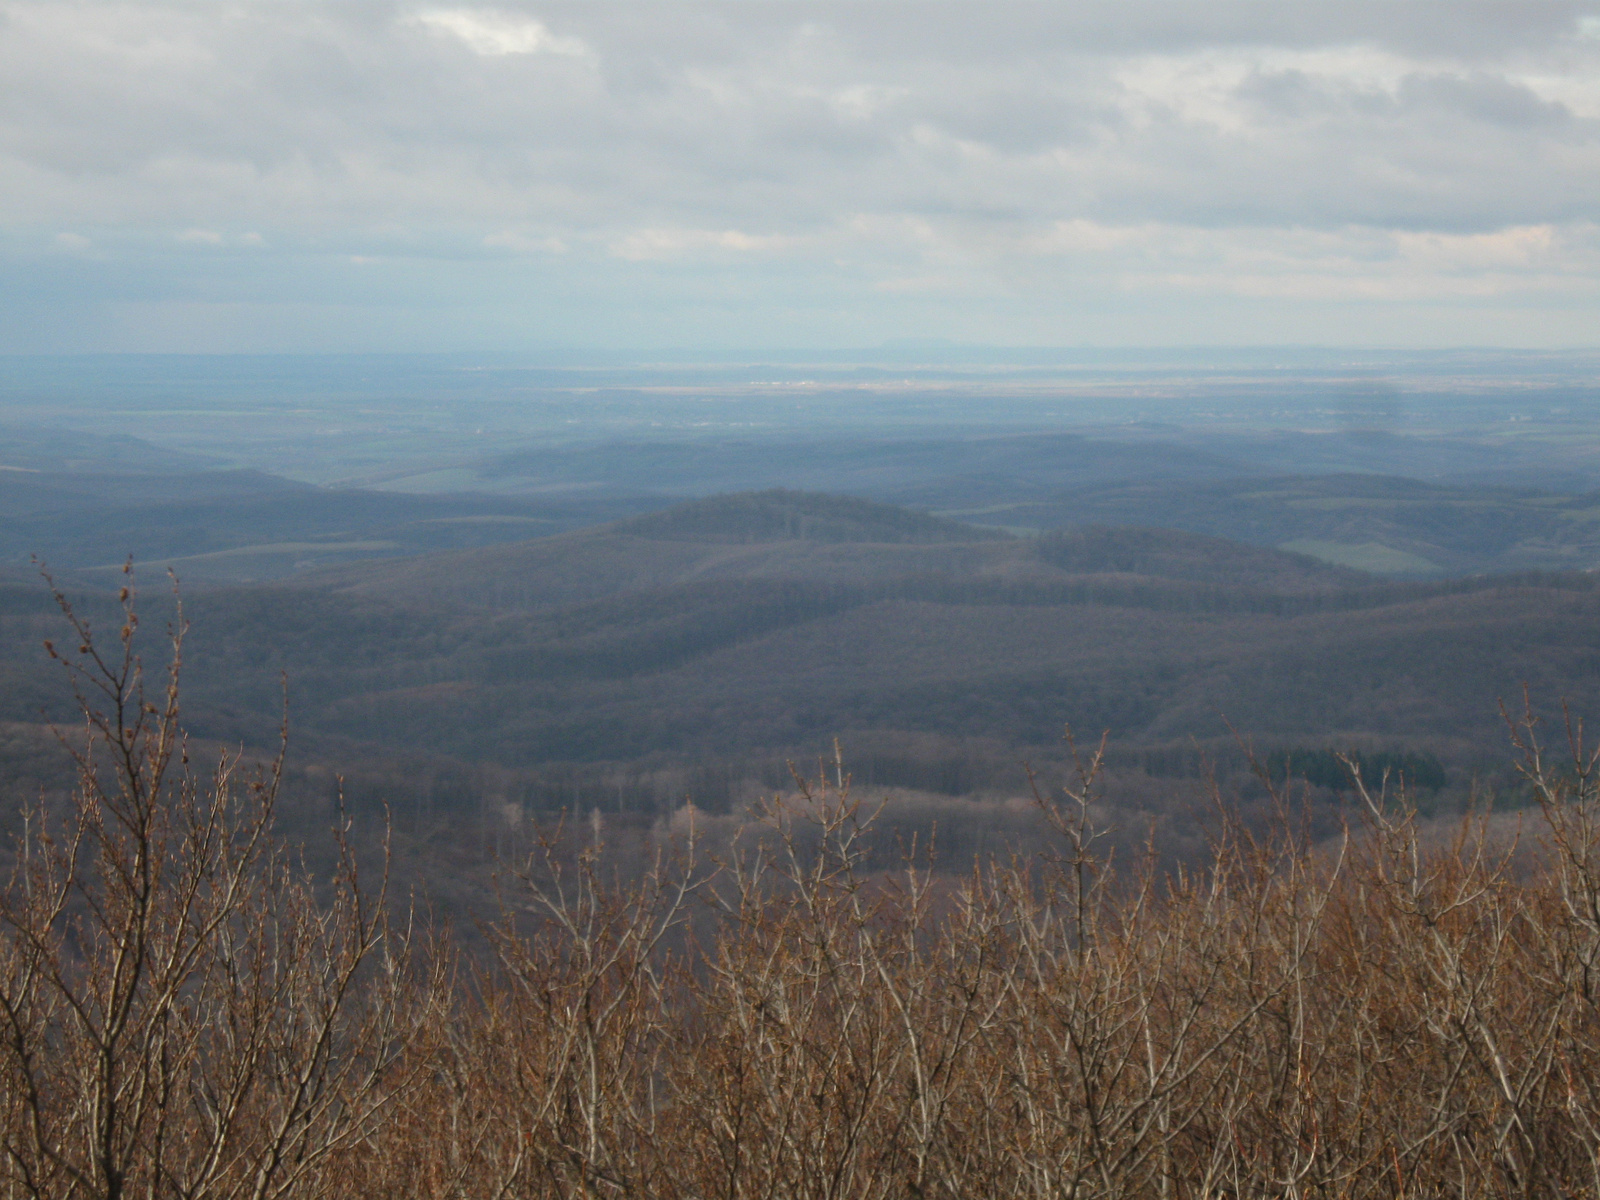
xmin=3 ymin=0 xmax=1599 ymax=350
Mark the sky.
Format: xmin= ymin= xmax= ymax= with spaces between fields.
xmin=3 ymin=0 xmax=1600 ymax=353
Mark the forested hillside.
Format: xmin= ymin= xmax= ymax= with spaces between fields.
xmin=1 ymin=490 xmax=1592 ymax=882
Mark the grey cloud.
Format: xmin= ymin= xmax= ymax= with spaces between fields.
xmin=734 ymin=1 xmax=1599 ymax=62
xmin=3 ymin=0 xmax=1600 ymax=350
xmin=1396 ymin=72 xmax=1574 ymax=127
xmin=5 ymin=1 xmax=1597 ymax=230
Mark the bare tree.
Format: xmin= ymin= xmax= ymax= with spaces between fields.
xmin=20 ymin=577 xmax=1600 ymax=1198
xmin=0 ymin=569 xmax=444 ymax=1200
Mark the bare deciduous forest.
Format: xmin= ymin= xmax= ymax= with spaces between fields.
xmin=12 ymin=577 xmax=1600 ymax=1198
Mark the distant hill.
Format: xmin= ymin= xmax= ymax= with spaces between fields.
xmin=0 ymin=424 xmax=216 ymax=475
xmin=0 ymin=466 xmax=661 ymax=582
xmin=130 ymin=498 xmax=1593 ymax=793
xmin=1034 ymin=526 xmax=1367 ymax=591
xmin=12 ymin=449 xmax=1600 ymax=587
xmin=302 ymin=490 xmax=1361 ymax=611
xmin=969 ymin=474 xmax=1600 ymax=577
xmin=462 ymin=432 xmax=1258 ymax=503
xmin=7 ymin=485 xmax=1600 ymax=852
xmin=615 ymin=490 xmax=1008 ymax=545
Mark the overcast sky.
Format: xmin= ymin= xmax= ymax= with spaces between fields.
xmin=3 ymin=0 xmax=1599 ymax=352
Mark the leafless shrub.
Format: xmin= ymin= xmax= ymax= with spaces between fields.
xmin=0 ymin=571 xmax=445 ymax=1200
xmin=391 ymin=711 xmax=1600 ymax=1198
xmin=17 ymin=584 xmax=1600 ymax=1198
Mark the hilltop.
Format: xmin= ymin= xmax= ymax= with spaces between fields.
xmin=300 ymin=489 xmax=1356 ymax=612
xmin=987 ymin=474 xmax=1600 ymax=577
xmin=613 ymin=490 xmax=1007 ymax=544
xmin=0 ymin=467 xmax=657 ymax=583
xmin=11 ymin=435 xmax=1600 ymax=586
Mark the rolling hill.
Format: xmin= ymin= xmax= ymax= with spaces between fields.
xmin=4 ymin=489 xmax=1597 ymax=840
xmin=298 ymin=490 xmax=1357 ymax=611
xmin=0 ymin=467 xmax=660 ymax=582
xmin=2 ymin=484 xmax=1598 ymax=926
xmin=148 ymin=494 xmax=1596 ymax=790
xmin=960 ymin=474 xmax=1600 ymax=576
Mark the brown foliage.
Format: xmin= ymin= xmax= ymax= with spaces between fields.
xmin=368 ymin=719 xmax=1600 ymax=1199
xmin=14 ymin=586 xmax=1600 ymax=1197
xmin=0 ymin=573 xmax=447 ymax=1200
